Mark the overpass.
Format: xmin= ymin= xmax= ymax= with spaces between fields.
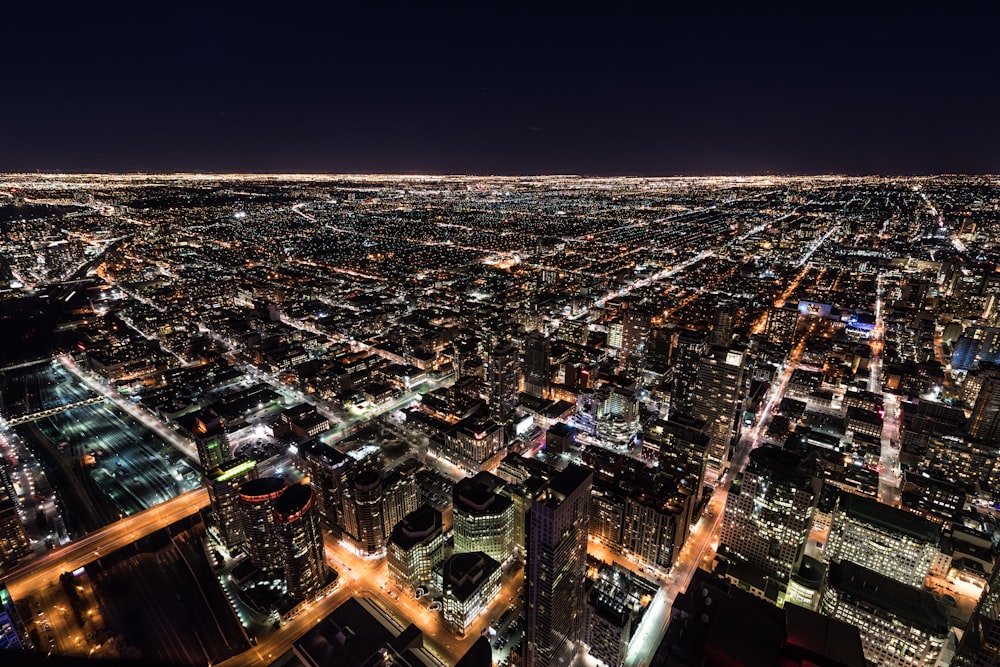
xmin=4 ymin=395 xmax=106 ymax=426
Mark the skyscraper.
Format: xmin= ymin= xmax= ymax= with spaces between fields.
xmin=488 ymin=343 xmax=520 ymax=424
xmin=193 ymin=413 xmax=231 ymax=471
xmin=353 ymin=470 xmax=385 ymax=556
xmin=669 ymin=328 xmax=708 ymax=415
xmin=523 ymin=332 xmax=550 ymax=399
xmin=387 ymin=504 xmax=444 ymax=590
xmin=969 ymin=362 xmax=1000 ymax=444
xmin=297 ymin=440 xmax=352 ymax=536
xmin=524 ymin=463 xmax=593 ymax=667
xmin=719 ymin=445 xmax=818 ymax=587
xmin=206 ymin=456 xmax=258 ymax=551
xmin=691 ymin=345 xmax=748 ymax=476
xmin=709 ymin=299 xmax=738 ymax=348
xmin=274 ymin=483 xmax=328 ymax=600
xmin=238 ymin=476 xmax=288 ymax=572
xmin=620 ymin=307 xmax=651 ymax=364
xmin=453 ymin=473 xmax=515 ymax=563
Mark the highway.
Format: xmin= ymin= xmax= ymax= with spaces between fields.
xmin=3 ymin=487 xmax=208 ymax=600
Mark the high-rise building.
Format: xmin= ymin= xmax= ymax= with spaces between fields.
xmin=386 ymin=504 xmax=444 ymax=590
xmin=969 ymin=362 xmax=1000 ymax=444
xmin=488 ymin=343 xmax=520 ymax=424
xmin=205 ymin=457 xmax=258 ymax=551
xmin=0 ymin=469 xmax=28 ymax=573
xmin=193 ymin=414 xmax=231 ymax=471
xmin=238 ymin=476 xmax=288 ymax=572
xmin=381 ymin=468 xmax=420 ymax=537
xmin=824 ymin=492 xmax=940 ymax=588
xmin=821 ymin=560 xmax=951 ymax=666
xmin=691 ymin=345 xmax=748 ymax=475
xmin=766 ymin=305 xmax=801 ymax=345
xmin=523 ymin=332 xmax=550 ymax=399
xmin=620 ymin=307 xmax=651 ymax=363
xmin=297 ymin=440 xmax=352 ymax=536
xmin=525 ymin=464 xmax=593 ymax=667
xmin=274 ymin=483 xmax=328 ymax=600
xmin=621 ymin=485 xmax=692 ymax=571
xmin=954 ymin=564 xmax=1000 ymax=666
xmin=353 ymin=470 xmax=385 ymax=556
xmin=646 ymin=414 xmax=710 ymax=503
xmin=453 ymin=473 xmax=515 ymax=563
xmin=719 ymin=446 xmax=818 ymax=587
xmin=709 ymin=299 xmax=739 ymax=348
xmin=669 ymin=328 xmax=708 ymax=416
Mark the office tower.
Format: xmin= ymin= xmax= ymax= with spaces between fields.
xmin=525 ymin=464 xmax=593 ymax=667
xmin=297 ymin=440 xmax=352 ymax=535
xmin=205 ymin=456 xmax=258 ymax=551
xmin=824 ymin=492 xmax=940 ymax=588
xmin=443 ymin=551 xmax=502 ymax=634
xmin=487 ymin=343 xmax=520 ymax=423
xmin=523 ymin=332 xmax=550 ymax=398
xmin=607 ymin=320 xmax=624 ymax=351
xmin=710 ymin=299 xmax=738 ymax=348
xmin=669 ymin=328 xmax=708 ymax=415
xmin=0 ymin=469 xmax=28 ymax=572
xmin=238 ymin=476 xmax=288 ymax=572
xmin=691 ymin=345 xmax=748 ymax=475
xmin=766 ymin=305 xmax=801 ymax=344
xmin=453 ymin=473 xmax=515 ymax=563
xmin=719 ymin=446 xmax=818 ymax=586
xmin=969 ymin=362 xmax=1000 ymax=444
xmin=387 ymin=505 xmax=444 ymax=590
xmin=620 ymin=307 xmax=651 ymax=363
xmin=353 ymin=470 xmax=385 ymax=556
xmin=274 ymin=483 xmax=328 ymax=600
xmin=193 ymin=413 xmax=231 ymax=471
xmin=590 ymin=478 xmax=626 ymax=548
xmin=381 ymin=468 xmax=420 ymax=537
xmin=822 ymin=561 xmax=950 ymax=666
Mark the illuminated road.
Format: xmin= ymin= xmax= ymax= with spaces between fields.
xmin=597 ymin=337 xmax=806 ymax=667
xmin=216 ymin=532 xmax=522 ymax=667
xmin=3 ymin=487 xmax=208 ymax=600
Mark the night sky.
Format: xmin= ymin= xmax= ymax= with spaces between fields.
xmin=3 ymin=9 xmax=999 ymax=175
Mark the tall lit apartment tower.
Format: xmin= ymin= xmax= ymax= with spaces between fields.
xmin=648 ymin=414 xmax=710 ymax=503
xmin=381 ymin=469 xmax=420 ymax=537
xmin=691 ymin=345 xmax=748 ymax=475
xmin=352 ymin=470 xmax=385 ymax=556
xmin=824 ymin=492 xmax=940 ymax=588
xmin=386 ymin=505 xmax=444 ymax=589
xmin=709 ymin=299 xmax=738 ymax=348
xmin=669 ymin=328 xmax=708 ymax=415
xmin=822 ymin=561 xmax=950 ymax=667
xmin=238 ymin=476 xmax=288 ymax=572
xmin=487 ymin=343 xmax=520 ymax=424
xmin=193 ymin=414 xmax=231 ymax=471
xmin=523 ymin=332 xmax=550 ymax=399
xmin=620 ymin=307 xmax=651 ymax=363
xmin=0 ymin=469 xmax=28 ymax=572
xmin=205 ymin=457 xmax=258 ymax=551
xmin=969 ymin=362 xmax=1000 ymax=444
xmin=525 ymin=464 xmax=593 ymax=667
xmin=297 ymin=440 xmax=352 ymax=535
xmin=274 ymin=483 xmax=328 ymax=600
xmin=766 ymin=305 xmax=801 ymax=345
xmin=453 ymin=473 xmax=515 ymax=563
xmin=719 ymin=446 xmax=818 ymax=585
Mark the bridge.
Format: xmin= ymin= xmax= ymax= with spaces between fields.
xmin=4 ymin=395 xmax=107 ymax=426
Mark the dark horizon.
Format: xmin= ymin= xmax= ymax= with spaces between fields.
xmin=4 ymin=10 xmax=999 ymax=175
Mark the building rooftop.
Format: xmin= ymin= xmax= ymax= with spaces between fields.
xmin=274 ymin=483 xmax=315 ymax=522
xmin=388 ymin=505 xmax=442 ymax=551
xmin=839 ymin=491 xmax=941 ymax=544
xmin=444 ymin=552 xmax=500 ymax=603
xmin=828 ymin=560 xmax=950 ymax=636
